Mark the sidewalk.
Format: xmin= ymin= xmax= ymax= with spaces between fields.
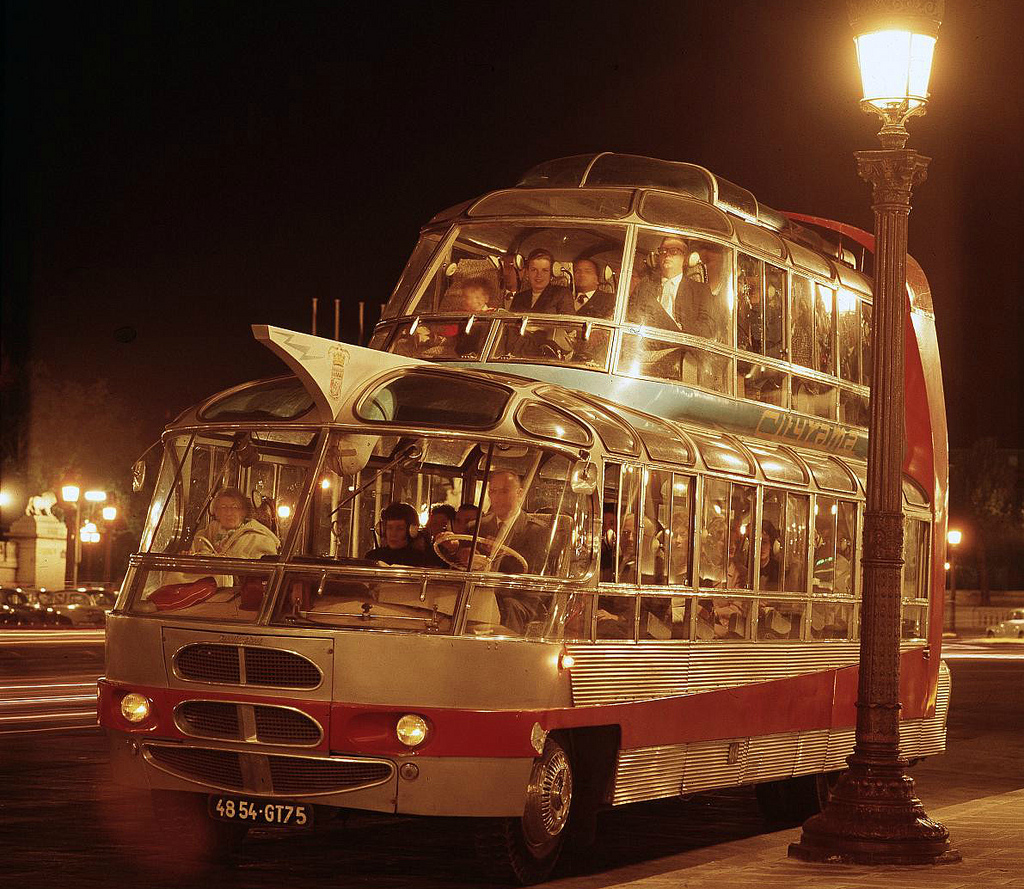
xmin=551 ymin=789 xmax=1024 ymax=889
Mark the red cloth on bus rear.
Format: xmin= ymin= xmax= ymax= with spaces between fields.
xmin=149 ymin=577 xmax=218 ymax=610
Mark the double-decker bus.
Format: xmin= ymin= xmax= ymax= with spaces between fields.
xmin=100 ymin=154 xmax=949 ymax=884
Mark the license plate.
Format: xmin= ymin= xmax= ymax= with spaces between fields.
xmin=209 ymin=795 xmax=313 ymax=828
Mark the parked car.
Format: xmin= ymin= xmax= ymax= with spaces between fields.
xmin=89 ymin=590 xmax=117 ymax=612
xmin=986 ymin=608 xmax=1024 ymax=638
xmin=35 ymin=589 xmax=107 ymax=627
xmin=0 ymin=587 xmax=72 ymax=627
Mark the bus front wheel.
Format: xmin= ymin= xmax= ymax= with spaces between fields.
xmin=475 ymin=737 xmax=573 ymax=885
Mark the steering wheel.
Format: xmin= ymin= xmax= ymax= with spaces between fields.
xmin=433 ymin=532 xmax=529 ymax=573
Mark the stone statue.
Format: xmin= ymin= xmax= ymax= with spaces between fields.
xmin=25 ymin=491 xmax=57 ymax=517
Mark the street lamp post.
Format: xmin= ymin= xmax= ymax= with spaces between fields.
xmin=790 ymin=0 xmax=958 ymax=865
xmin=947 ymin=528 xmax=961 ymax=634
xmin=60 ymin=485 xmax=81 ymax=588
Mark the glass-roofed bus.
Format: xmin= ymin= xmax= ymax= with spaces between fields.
xmin=100 ymin=154 xmax=950 ymax=885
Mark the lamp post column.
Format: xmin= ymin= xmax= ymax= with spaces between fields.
xmin=70 ymin=505 xmax=80 ymax=588
xmin=791 ymin=147 xmax=956 ymax=864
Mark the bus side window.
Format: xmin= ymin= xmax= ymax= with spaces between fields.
xmin=699 ymin=478 xmax=729 ymax=587
xmin=699 ymin=478 xmax=754 ymax=590
xmin=902 ymin=516 xmax=928 ymax=600
xmin=813 ymin=496 xmax=837 ymax=592
xmin=784 ymin=492 xmax=810 ymax=593
xmin=760 ymin=488 xmax=785 ymax=593
xmin=641 ymin=469 xmax=670 ymax=586
xmin=836 ymin=501 xmax=857 ymax=594
xmin=616 ymin=464 xmax=642 ymax=585
xmin=597 ymin=460 xmax=641 ymax=640
xmin=669 ymin=474 xmax=693 ymax=586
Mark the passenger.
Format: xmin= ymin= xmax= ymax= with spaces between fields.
xmin=759 ymin=525 xmax=781 ymax=590
xmin=193 ymin=487 xmax=280 ymax=560
xmin=460 ymin=276 xmax=496 ymax=314
xmin=453 ymin=503 xmax=480 ymax=535
xmin=365 ymin=502 xmax=431 ymax=567
xmin=510 ymin=249 xmax=574 ymax=314
xmin=669 ymin=514 xmax=691 ymax=582
xmin=455 ymin=277 xmax=495 ymax=356
xmin=425 ymin=503 xmax=458 ymax=539
xmin=477 ymin=470 xmax=546 ymax=574
xmin=572 ymin=258 xmax=615 ymax=319
xmin=600 ymin=503 xmax=617 ymax=582
xmin=627 ymin=235 xmax=721 ymax=340
xmin=726 ymin=559 xmax=746 ymax=589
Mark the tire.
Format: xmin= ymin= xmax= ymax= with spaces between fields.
xmin=474 ymin=737 xmax=573 ymax=885
xmin=755 ymin=771 xmax=842 ymax=827
xmin=986 ymin=629 xmax=996 ymax=637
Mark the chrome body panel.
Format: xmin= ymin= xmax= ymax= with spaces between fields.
xmin=452 ymin=361 xmax=868 ymax=459
xmin=393 ymin=756 xmax=534 ymax=817
xmin=105 ymin=614 xmax=169 ymax=686
xmin=565 ymin=640 xmax=926 ymax=706
xmin=610 ymin=658 xmax=951 ymax=805
xmin=328 ymin=631 xmax=572 ymax=710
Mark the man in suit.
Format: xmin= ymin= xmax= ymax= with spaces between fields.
xmin=510 ymin=249 xmax=574 ymax=314
xmin=477 ymin=469 xmax=548 ymax=575
xmin=627 ymin=235 xmax=724 ymax=342
xmin=572 ymin=257 xmax=616 ymax=319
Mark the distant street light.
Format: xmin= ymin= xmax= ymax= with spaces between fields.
xmin=84 ymin=490 xmax=107 ymax=503
xmin=790 ymin=0 xmax=957 ymax=865
xmin=61 ymin=485 xmax=81 ymax=504
xmin=102 ymin=506 xmax=118 ymax=522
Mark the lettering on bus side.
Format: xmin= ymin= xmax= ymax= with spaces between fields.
xmin=217 ymin=635 xmax=266 ymax=645
xmin=755 ymin=409 xmax=859 ymax=456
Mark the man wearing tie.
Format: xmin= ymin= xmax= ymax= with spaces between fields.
xmin=571 ymin=257 xmax=616 ymax=319
xmin=477 ymin=470 xmax=547 ymax=575
xmin=627 ymin=235 xmax=723 ymax=341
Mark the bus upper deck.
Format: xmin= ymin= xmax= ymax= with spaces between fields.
xmin=367 ymin=153 xmax=946 ymax=504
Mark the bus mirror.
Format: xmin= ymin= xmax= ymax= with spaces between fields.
xmin=132 ymin=459 xmax=147 ymax=493
xmin=329 ymin=435 xmax=379 ymax=475
xmin=571 ymin=461 xmax=598 ymax=494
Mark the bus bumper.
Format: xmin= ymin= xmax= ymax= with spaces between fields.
xmin=106 ymin=730 xmax=533 ymax=818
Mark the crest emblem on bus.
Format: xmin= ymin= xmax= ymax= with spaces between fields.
xmin=328 ymin=346 xmax=348 ymax=398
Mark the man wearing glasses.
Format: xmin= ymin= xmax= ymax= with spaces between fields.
xmin=627 ymin=235 xmax=720 ymax=340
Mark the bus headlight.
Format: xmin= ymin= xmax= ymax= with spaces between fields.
xmin=120 ymin=693 xmax=152 ymax=724
xmin=395 ymin=714 xmax=429 ymax=747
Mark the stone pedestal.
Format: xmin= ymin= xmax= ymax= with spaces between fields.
xmin=9 ymin=513 xmax=68 ymax=590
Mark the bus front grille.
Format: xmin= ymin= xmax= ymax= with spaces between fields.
xmin=253 ymin=706 xmax=321 ymax=745
xmin=146 ymin=745 xmax=244 ymax=790
xmin=174 ymin=643 xmax=322 ymax=689
xmin=176 ymin=701 xmax=241 ymax=740
xmin=144 ymin=744 xmax=394 ymax=796
xmin=175 ymin=701 xmax=323 ymax=747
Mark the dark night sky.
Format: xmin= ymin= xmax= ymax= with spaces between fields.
xmin=3 ymin=0 xmax=1023 ymax=486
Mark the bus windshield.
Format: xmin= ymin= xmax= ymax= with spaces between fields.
xmin=127 ymin=428 xmax=595 ymax=631
xmin=310 ymin=432 xmax=593 ymax=581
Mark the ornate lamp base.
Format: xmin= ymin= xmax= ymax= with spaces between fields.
xmin=788 ymin=763 xmax=960 ymax=865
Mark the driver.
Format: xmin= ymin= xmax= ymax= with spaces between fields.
xmin=477 ymin=470 xmax=546 ymax=574
xmin=193 ymin=487 xmax=280 ymax=560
